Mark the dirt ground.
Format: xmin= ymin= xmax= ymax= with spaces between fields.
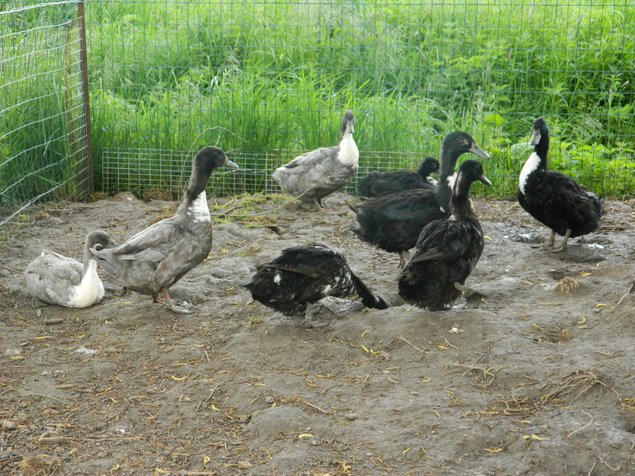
xmin=1 ymin=191 xmax=634 ymax=476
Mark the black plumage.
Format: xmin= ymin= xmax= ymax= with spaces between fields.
xmin=245 ymin=244 xmax=389 ymax=316
xmin=358 ymin=157 xmax=440 ymax=198
xmin=350 ymin=132 xmax=489 ymax=266
xmin=398 ymin=160 xmax=491 ymax=310
xmin=517 ymin=118 xmax=603 ymax=251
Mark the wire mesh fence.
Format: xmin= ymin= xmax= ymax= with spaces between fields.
xmin=86 ymin=0 xmax=634 ymax=199
xmin=2 ymin=0 xmax=634 ymax=224
xmin=100 ymin=147 xmax=430 ymax=198
xmin=0 ymin=1 xmax=92 ymax=227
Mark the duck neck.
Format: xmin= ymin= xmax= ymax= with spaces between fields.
xmin=70 ymin=259 xmax=104 ymax=307
xmin=338 ymin=132 xmax=359 ymax=167
xmin=179 ymin=167 xmax=212 ymax=222
xmin=518 ymin=136 xmax=549 ymax=195
xmin=534 ymin=133 xmax=549 ymax=166
xmin=179 ymin=189 xmax=210 ymax=222
xmin=450 ymin=179 xmax=474 ymax=220
xmin=437 ymin=145 xmax=463 ymax=213
xmin=82 ymin=241 xmax=93 ymax=274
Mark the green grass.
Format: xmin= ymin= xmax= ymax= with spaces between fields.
xmin=0 ymin=2 xmax=87 ymax=210
xmin=2 ymin=0 xmax=634 ymax=204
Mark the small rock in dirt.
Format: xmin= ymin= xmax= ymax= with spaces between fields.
xmin=74 ymin=346 xmax=97 ymax=355
xmin=246 ymin=405 xmax=309 ymax=440
xmin=2 ymin=419 xmax=16 ymax=430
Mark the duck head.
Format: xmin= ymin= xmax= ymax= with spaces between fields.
xmin=83 ymin=230 xmax=115 ymax=270
xmin=529 ymin=118 xmax=549 ymax=146
xmin=440 ymin=132 xmax=490 ymax=178
xmin=454 ymin=159 xmax=492 ymax=194
xmin=417 ymin=157 xmax=440 ymax=177
xmin=340 ymin=110 xmax=355 ymax=139
xmin=186 ymin=147 xmax=239 ymax=201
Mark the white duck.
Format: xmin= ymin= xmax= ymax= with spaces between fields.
xmin=24 ymin=230 xmax=115 ymax=308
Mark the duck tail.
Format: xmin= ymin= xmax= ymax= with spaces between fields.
xmin=90 ymin=245 xmax=118 ymax=270
xmin=350 ymin=271 xmax=389 ymax=310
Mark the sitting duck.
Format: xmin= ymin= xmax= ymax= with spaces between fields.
xmin=517 ymin=118 xmax=603 ymax=252
xmin=24 ymin=230 xmax=115 ymax=308
xmin=398 ymin=160 xmax=491 ymax=310
xmin=358 ymin=157 xmax=440 ymax=198
xmin=245 ymin=244 xmax=389 ymax=316
xmin=91 ymin=147 xmax=238 ymax=313
xmin=350 ymin=132 xmax=489 ymax=267
xmin=272 ymin=110 xmax=358 ymax=209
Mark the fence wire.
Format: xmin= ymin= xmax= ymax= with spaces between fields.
xmin=101 ymin=147 xmax=428 ymax=198
xmin=3 ymin=0 xmax=634 ymax=221
xmin=87 ymin=0 xmax=634 ymax=199
xmin=0 ymin=1 xmax=91 ymax=227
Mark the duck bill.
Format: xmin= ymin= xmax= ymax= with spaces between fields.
xmin=469 ymin=144 xmax=490 ymax=160
xmin=529 ymin=129 xmax=541 ymax=146
xmin=224 ymin=158 xmax=240 ymax=169
xmin=479 ymin=174 xmax=492 ymax=187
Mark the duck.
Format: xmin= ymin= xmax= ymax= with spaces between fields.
xmin=272 ymin=110 xmax=358 ymax=209
xmin=24 ymin=230 xmax=115 ymax=308
xmin=398 ymin=160 xmax=491 ymax=310
xmin=91 ymin=147 xmax=238 ymax=313
xmin=517 ymin=118 xmax=603 ymax=252
xmin=358 ymin=157 xmax=440 ymax=198
xmin=350 ymin=132 xmax=489 ymax=267
xmin=244 ymin=244 xmax=389 ymax=316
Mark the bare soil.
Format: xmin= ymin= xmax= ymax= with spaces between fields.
xmin=1 ymin=192 xmax=634 ymax=475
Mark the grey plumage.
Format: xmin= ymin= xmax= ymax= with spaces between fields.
xmin=91 ymin=147 xmax=238 ymax=313
xmin=272 ymin=110 xmax=358 ymax=209
xmin=24 ymin=230 xmax=115 ymax=308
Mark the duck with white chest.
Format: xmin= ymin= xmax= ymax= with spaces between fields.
xmin=398 ymin=160 xmax=491 ymax=310
xmin=272 ymin=110 xmax=358 ymax=209
xmin=91 ymin=146 xmax=238 ymax=313
xmin=350 ymin=132 xmax=489 ymax=267
xmin=24 ymin=230 xmax=115 ymax=308
xmin=517 ymin=118 xmax=603 ymax=252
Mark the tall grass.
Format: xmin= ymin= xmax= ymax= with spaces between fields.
xmin=3 ymin=1 xmax=634 ymax=201
xmin=0 ymin=3 xmax=82 ymax=211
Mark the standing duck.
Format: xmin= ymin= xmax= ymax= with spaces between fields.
xmin=24 ymin=230 xmax=115 ymax=308
xmin=350 ymin=132 xmax=489 ymax=267
xmin=517 ymin=118 xmax=603 ymax=252
xmin=91 ymin=147 xmax=238 ymax=313
xmin=358 ymin=157 xmax=440 ymax=198
xmin=272 ymin=110 xmax=358 ymax=209
xmin=398 ymin=160 xmax=491 ymax=310
xmin=245 ymin=244 xmax=389 ymax=316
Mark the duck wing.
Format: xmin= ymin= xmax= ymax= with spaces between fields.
xmin=261 ymin=262 xmax=322 ymax=280
xmin=284 ymin=146 xmax=338 ymax=169
xmin=408 ymin=219 xmax=478 ymax=265
xmin=355 ymin=188 xmax=439 ymax=221
xmin=524 ymin=170 xmax=603 ymax=234
xmin=262 ymin=244 xmax=344 ymax=279
xmin=27 ymin=252 xmax=83 ymax=285
xmin=105 ymin=217 xmax=182 ymax=262
xmin=24 ymin=252 xmax=84 ymax=304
